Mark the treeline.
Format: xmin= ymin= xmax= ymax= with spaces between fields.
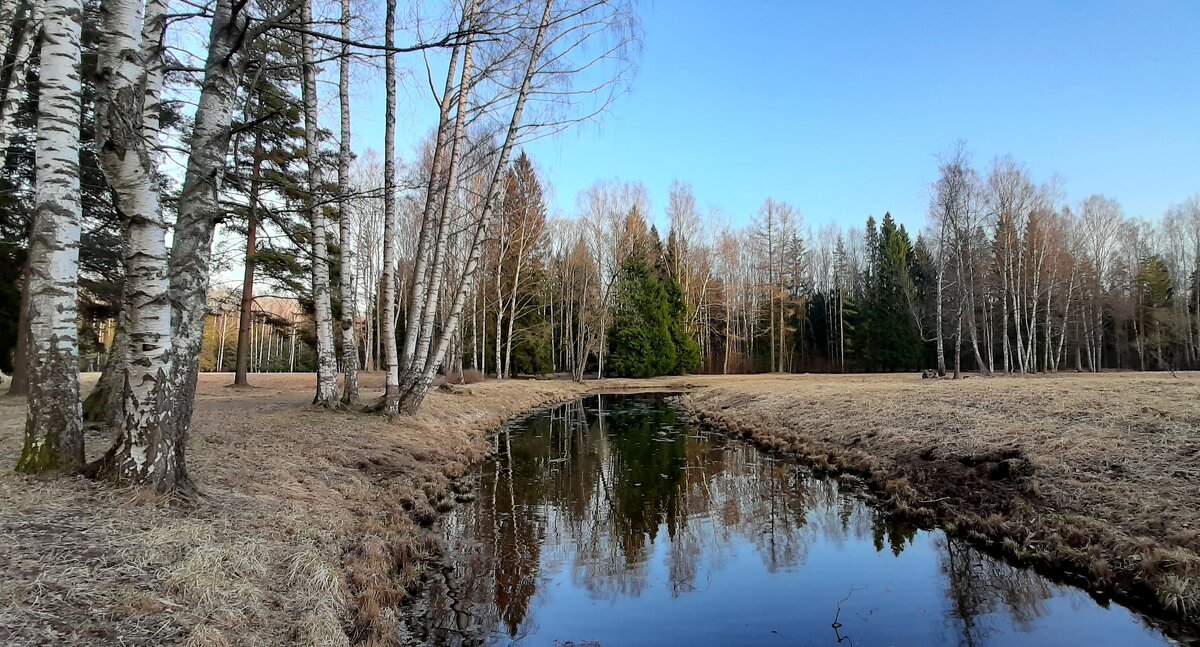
xmin=365 ymin=148 xmax=1200 ymax=379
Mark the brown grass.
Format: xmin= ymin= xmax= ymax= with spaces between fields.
xmin=0 ymin=372 xmax=586 ymax=646
xmin=676 ymin=371 xmax=1200 ymax=628
xmin=3 ymin=370 xmax=1198 ymax=642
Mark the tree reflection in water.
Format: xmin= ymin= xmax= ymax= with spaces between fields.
xmin=938 ymin=536 xmax=1054 ymax=646
xmin=402 ymin=394 xmax=1169 ymax=647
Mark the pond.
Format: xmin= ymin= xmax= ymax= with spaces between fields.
xmin=401 ymin=393 xmax=1175 ymax=646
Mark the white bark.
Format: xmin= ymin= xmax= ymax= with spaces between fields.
xmin=0 ymin=0 xmax=44 ymax=161
xmin=379 ymin=0 xmax=400 ymax=411
xmin=301 ymin=0 xmax=339 ymax=407
xmin=94 ymin=0 xmax=176 ymax=484
xmin=18 ymin=0 xmax=83 ymax=473
xmin=409 ymin=3 xmax=477 ymax=378
xmin=336 ymin=0 xmax=358 ymax=404
xmin=167 ymin=0 xmax=274 ymax=493
xmin=398 ymin=19 xmax=466 ymax=373
xmin=397 ymin=0 xmax=556 ymax=413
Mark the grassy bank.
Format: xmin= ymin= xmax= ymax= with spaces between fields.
xmin=678 ymin=372 xmax=1200 ymax=634
xmin=0 ymin=373 xmax=586 ymax=646
xmin=3 ymin=371 xmax=1197 ymax=644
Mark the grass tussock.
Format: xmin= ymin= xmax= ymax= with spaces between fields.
xmin=0 ymin=372 xmax=587 ymax=646
xmin=677 ymin=371 xmax=1200 ymax=630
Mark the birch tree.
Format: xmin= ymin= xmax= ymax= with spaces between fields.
xmin=300 ymin=0 xmax=339 ymax=407
xmin=336 ymin=0 xmax=358 ymax=404
xmin=17 ymin=0 xmax=83 ymax=472
xmin=0 ymin=0 xmax=45 ymax=162
xmin=160 ymin=0 xmax=303 ymax=492
xmin=378 ymin=0 xmax=401 ymax=411
xmin=396 ymin=0 xmax=551 ymax=411
xmin=89 ymin=0 xmax=176 ymax=483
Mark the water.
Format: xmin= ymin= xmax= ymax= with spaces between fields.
xmin=404 ymin=394 xmax=1174 ymax=646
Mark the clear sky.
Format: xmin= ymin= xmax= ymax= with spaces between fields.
xmin=352 ymin=0 xmax=1200 ymax=234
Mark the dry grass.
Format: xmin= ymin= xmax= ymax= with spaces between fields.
xmin=0 ymin=372 xmax=586 ymax=646
xmin=3 ymin=370 xmax=1197 ymax=643
xmin=676 ymin=371 xmax=1200 ymax=627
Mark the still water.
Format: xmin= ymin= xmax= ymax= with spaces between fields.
xmin=403 ymin=394 xmax=1173 ymax=646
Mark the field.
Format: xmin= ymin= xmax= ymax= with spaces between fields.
xmin=1 ymin=371 xmax=1198 ymax=644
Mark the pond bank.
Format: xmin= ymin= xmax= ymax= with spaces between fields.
xmin=675 ymin=373 xmax=1200 ymax=640
xmin=403 ymin=392 xmax=1174 ymax=646
xmin=0 ymin=373 xmax=588 ymax=647
xmin=2 ymin=372 xmax=1198 ymax=645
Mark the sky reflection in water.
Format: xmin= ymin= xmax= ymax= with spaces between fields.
xmin=406 ymin=394 xmax=1170 ymax=647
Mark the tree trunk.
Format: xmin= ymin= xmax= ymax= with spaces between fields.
xmin=89 ymin=0 xmax=181 ymax=489
xmin=336 ymin=0 xmax=358 ymax=405
xmin=82 ymin=322 xmax=125 ymax=428
xmin=232 ymin=131 xmax=263 ymax=386
xmin=18 ymin=0 xmax=83 ymax=473
xmin=935 ymin=269 xmax=946 ymax=376
xmin=165 ymin=0 xmax=271 ymax=494
xmin=396 ymin=0 xmax=554 ymax=413
xmin=398 ymin=18 xmax=466 ymax=374
xmin=9 ymin=250 xmax=32 ymax=394
xmin=0 ymin=0 xmax=45 ymax=162
xmin=407 ymin=13 xmax=476 ymax=381
xmin=378 ymin=0 xmax=401 ymax=412
xmin=494 ymin=263 xmax=504 ymax=378
xmin=301 ymin=0 xmax=339 ymax=407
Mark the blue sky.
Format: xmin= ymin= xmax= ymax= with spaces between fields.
xmin=352 ymin=1 xmax=1200 ymax=234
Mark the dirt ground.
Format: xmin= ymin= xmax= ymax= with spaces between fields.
xmin=678 ymin=372 xmax=1200 ymax=633
xmin=0 ymin=373 xmax=587 ymax=647
xmin=1 ymin=371 xmax=1198 ymax=644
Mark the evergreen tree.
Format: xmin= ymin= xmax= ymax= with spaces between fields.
xmin=854 ymin=213 xmax=922 ymax=371
xmin=607 ymin=215 xmax=701 ymax=377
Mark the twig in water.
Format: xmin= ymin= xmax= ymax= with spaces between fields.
xmin=831 ymin=586 xmax=864 ymax=644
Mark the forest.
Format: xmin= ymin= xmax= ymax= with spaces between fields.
xmin=188 ymin=142 xmax=1200 ymax=381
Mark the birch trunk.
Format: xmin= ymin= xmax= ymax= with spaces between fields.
xmin=301 ymin=0 xmax=339 ymax=407
xmin=90 ymin=0 xmax=183 ymax=489
xmin=18 ymin=0 xmax=83 ymax=473
xmin=1000 ymin=228 xmax=1010 ymax=373
xmin=336 ymin=0 xmax=358 ymax=404
xmin=934 ymin=248 xmax=946 ymax=376
xmin=378 ymin=0 xmax=401 ymax=412
xmin=0 ymin=0 xmax=19 ymax=55
xmin=398 ymin=19 xmax=466 ymax=373
xmin=166 ymin=0 xmax=270 ymax=490
xmin=396 ymin=0 xmax=555 ymax=413
xmin=9 ymin=252 xmax=32 ymax=394
xmin=82 ymin=321 xmax=125 ymax=426
xmin=494 ymin=262 xmax=504 ymax=377
xmin=0 ymin=0 xmax=44 ymax=162
xmin=408 ymin=9 xmax=476 ymax=380
xmin=504 ymin=250 xmax=522 ymax=378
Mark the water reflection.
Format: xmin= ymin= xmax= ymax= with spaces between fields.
xmin=405 ymin=394 xmax=1169 ymax=647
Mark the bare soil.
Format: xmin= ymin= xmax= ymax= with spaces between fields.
xmin=677 ymin=372 xmax=1200 ymax=635
xmin=2 ymin=371 xmax=1197 ymax=644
